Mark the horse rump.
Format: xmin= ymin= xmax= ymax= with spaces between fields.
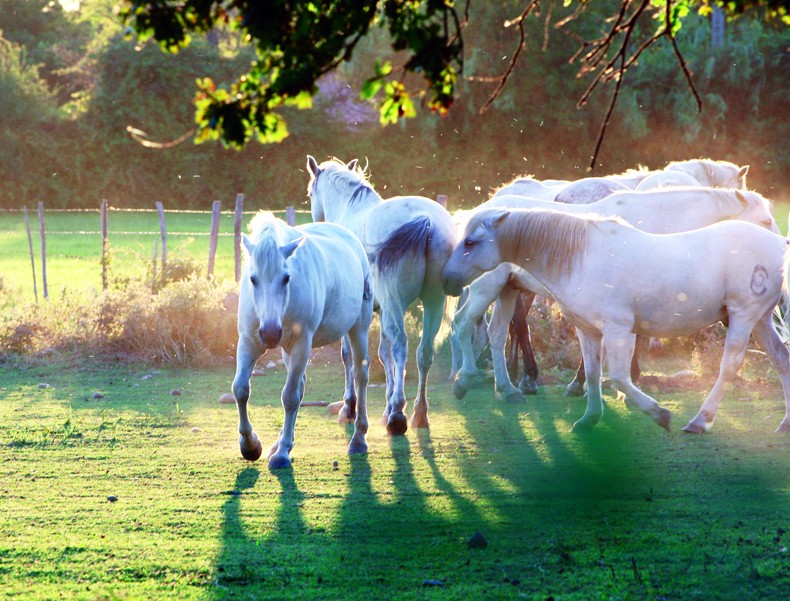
xmin=373 ymin=215 xmax=433 ymax=275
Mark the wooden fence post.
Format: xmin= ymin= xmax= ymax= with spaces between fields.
xmin=24 ymin=206 xmax=38 ymax=304
xmin=152 ymin=239 xmax=159 ymax=290
xmin=208 ymin=200 xmax=221 ymax=277
xmin=286 ymin=206 xmax=296 ymax=226
xmin=37 ymin=201 xmax=48 ymax=300
xmin=155 ymin=201 xmax=167 ymax=270
xmin=234 ymin=193 xmax=244 ymax=282
xmin=100 ymin=199 xmax=109 ymax=290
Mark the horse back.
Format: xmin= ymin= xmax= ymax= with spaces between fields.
xmin=289 ymin=223 xmax=371 ymax=346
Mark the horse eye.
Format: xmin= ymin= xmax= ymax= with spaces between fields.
xmin=250 ymin=275 xmax=258 ymax=287
xmin=463 ymin=238 xmax=476 ymax=248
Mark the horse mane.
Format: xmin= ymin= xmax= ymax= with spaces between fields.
xmin=484 ymin=209 xmax=618 ymax=279
xmin=614 ymin=165 xmax=650 ymax=177
xmin=248 ymin=211 xmax=283 ymax=243
xmin=308 ymin=157 xmax=379 ymax=205
xmin=245 ymin=211 xmax=289 ymax=268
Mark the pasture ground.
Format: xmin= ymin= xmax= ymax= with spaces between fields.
xmin=1 ymin=353 xmax=787 ymax=600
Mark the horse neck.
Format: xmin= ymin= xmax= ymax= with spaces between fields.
xmin=326 ymin=183 xmax=381 ymax=224
xmin=496 ymin=211 xmax=588 ymax=281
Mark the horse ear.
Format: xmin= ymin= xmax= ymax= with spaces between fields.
xmin=738 ymin=165 xmax=749 ymax=179
xmin=241 ymin=234 xmax=255 ymax=255
xmin=281 ymin=236 xmax=305 ymax=259
xmin=735 ymin=190 xmax=750 ymax=206
xmin=306 ymin=155 xmax=320 ymax=176
xmin=346 ymin=159 xmax=359 ymax=172
xmin=483 ymin=210 xmax=510 ymax=229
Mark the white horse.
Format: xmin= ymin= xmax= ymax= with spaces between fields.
xmin=443 ymin=208 xmax=790 ymax=434
xmin=232 ymin=212 xmax=374 ymax=468
xmin=492 ymin=175 xmax=570 ymax=199
xmin=306 ymin=156 xmax=457 ymax=435
xmin=451 ymin=188 xmax=780 ymax=402
xmin=635 ymin=170 xmax=701 ymax=190
xmin=554 ymin=159 xmax=748 ymax=204
xmin=554 ymin=167 xmax=652 ymax=204
xmin=665 ymin=158 xmax=748 ymax=189
xmin=553 ymin=177 xmax=632 ymax=204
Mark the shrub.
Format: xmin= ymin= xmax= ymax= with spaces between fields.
xmin=0 ymin=273 xmax=237 ymax=367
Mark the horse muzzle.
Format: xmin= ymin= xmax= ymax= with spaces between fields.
xmin=441 ymin=273 xmax=464 ymax=297
xmin=259 ymin=322 xmax=283 ymax=348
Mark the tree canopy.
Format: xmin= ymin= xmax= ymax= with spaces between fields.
xmin=118 ymin=0 xmax=788 ymax=166
xmin=1 ymin=0 xmax=787 ymax=207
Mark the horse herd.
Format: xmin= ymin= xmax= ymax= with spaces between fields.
xmin=230 ymin=157 xmax=790 ymax=469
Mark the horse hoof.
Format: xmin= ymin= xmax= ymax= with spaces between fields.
xmin=267 ymin=454 xmax=292 ymax=469
xmin=505 ymin=391 xmax=525 ymax=404
xmin=563 ymin=382 xmax=585 ymax=398
xmin=387 ymin=412 xmax=408 ymax=436
xmin=681 ymin=421 xmax=707 ymax=434
xmin=452 ymin=380 xmax=468 ymax=400
xmin=327 ymin=401 xmax=344 ymax=416
xmin=239 ymin=435 xmax=263 ymax=462
xmin=338 ymin=405 xmax=355 ymax=424
xmin=347 ymin=441 xmax=368 ymax=455
xmin=654 ymin=408 xmax=672 ymax=432
xmin=411 ymin=414 xmax=430 ymax=429
xmin=519 ymin=378 xmax=538 ymax=396
xmin=776 ymin=419 xmax=790 ymax=433
xmin=571 ymin=416 xmax=599 ymax=433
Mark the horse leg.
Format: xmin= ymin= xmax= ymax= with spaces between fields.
xmin=449 ymin=286 xmax=471 ymax=381
xmin=514 ymin=292 xmax=539 ymax=395
xmin=451 ymin=291 xmax=495 ymax=399
xmin=377 ymin=316 xmax=396 ymax=424
xmin=412 ymin=292 xmax=445 ymax=429
xmin=452 ymin=265 xmax=513 ymax=399
xmin=571 ymin=328 xmax=604 ymax=432
xmin=380 ymin=309 xmax=409 ymax=435
xmin=231 ymin=338 xmax=265 ymax=462
xmin=563 ymin=356 xmax=587 ymax=397
xmin=631 ymin=336 xmax=643 ymax=383
xmin=268 ymin=339 xmax=311 ymax=469
xmin=346 ymin=313 xmax=372 ymax=454
xmin=749 ymin=311 xmax=790 ymax=432
xmin=329 ymin=335 xmax=356 ymax=422
xmin=489 ymin=288 xmax=525 ymax=403
xmin=604 ymin=331 xmax=671 ymax=430
xmin=682 ymin=317 xmax=753 ymax=433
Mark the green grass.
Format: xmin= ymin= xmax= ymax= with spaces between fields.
xmin=1 ymin=356 xmax=787 ymax=600
xmin=0 ymin=208 xmax=313 ymax=295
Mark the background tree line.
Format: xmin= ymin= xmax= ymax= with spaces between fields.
xmin=0 ymin=0 xmax=787 ymax=209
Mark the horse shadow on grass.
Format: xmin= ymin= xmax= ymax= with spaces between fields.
xmin=212 ymin=465 xmax=310 ymax=596
xmin=449 ymin=375 xmax=790 ymax=598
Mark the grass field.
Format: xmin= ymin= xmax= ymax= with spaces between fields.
xmin=0 ymin=208 xmax=313 ymax=296
xmin=2 ymin=203 xmax=789 ymax=298
xmin=1 ymin=355 xmax=788 ymax=600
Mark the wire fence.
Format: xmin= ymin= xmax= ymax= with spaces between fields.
xmin=1 ymin=197 xmax=311 ymax=302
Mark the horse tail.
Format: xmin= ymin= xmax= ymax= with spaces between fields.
xmin=373 ymin=215 xmax=433 ymax=275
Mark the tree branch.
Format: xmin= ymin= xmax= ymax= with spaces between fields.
xmin=478 ymin=0 xmax=541 ymax=114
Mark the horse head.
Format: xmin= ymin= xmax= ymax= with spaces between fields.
xmin=243 ymin=231 xmax=304 ymax=348
xmin=442 ymin=210 xmax=508 ymax=296
xmin=306 ymin=155 xmax=375 ymax=222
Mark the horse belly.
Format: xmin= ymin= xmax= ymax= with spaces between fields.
xmin=632 ymin=303 xmax=727 ymax=337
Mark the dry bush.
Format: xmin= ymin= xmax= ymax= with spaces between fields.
xmin=0 ymin=271 xmax=237 ymax=367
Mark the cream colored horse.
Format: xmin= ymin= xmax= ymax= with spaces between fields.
xmin=444 ymin=208 xmax=790 ymax=434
